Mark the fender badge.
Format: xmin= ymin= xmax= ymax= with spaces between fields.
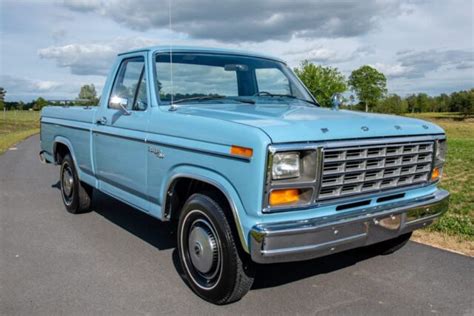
xmin=394 ymin=125 xmax=401 ymax=130
xmin=321 ymin=128 xmax=329 ymax=133
xmin=422 ymin=125 xmax=429 ymax=129
xmin=361 ymin=126 xmax=369 ymax=132
xmin=148 ymin=146 xmax=165 ymax=159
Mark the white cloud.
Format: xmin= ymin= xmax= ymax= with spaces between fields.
xmin=372 ymin=63 xmax=413 ymax=78
xmin=38 ymin=37 xmax=161 ymax=75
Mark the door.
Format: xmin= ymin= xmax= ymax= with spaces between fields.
xmin=93 ymin=55 xmax=150 ymax=205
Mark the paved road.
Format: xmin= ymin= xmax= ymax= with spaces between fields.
xmin=1 ymin=135 xmax=473 ymax=315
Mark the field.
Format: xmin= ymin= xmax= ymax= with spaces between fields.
xmin=407 ymin=113 xmax=474 ymax=248
xmin=0 ymin=110 xmax=472 ymax=251
xmin=0 ymin=111 xmax=40 ymax=154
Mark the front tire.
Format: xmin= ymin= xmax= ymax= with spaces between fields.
xmin=177 ymin=193 xmax=255 ymax=305
xmin=60 ymin=154 xmax=92 ymax=214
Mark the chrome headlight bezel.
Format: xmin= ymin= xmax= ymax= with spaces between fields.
xmin=434 ymin=139 xmax=447 ymax=166
xmin=264 ymin=147 xmax=320 ymax=212
xmin=431 ymin=138 xmax=447 ymax=182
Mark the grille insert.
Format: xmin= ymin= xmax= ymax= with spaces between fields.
xmin=319 ymin=142 xmax=433 ymax=200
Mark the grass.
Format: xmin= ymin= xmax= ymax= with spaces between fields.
xmin=0 ymin=111 xmax=40 ymax=154
xmin=407 ymin=112 xmax=474 ymax=242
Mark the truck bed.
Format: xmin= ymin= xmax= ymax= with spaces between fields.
xmin=40 ymin=105 xmax=97 ymax=173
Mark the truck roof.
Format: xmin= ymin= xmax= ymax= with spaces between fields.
xmin=118 ymin=45 xmax=286 ymax=64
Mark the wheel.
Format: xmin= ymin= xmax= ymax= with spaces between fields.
xmin=177 ymin=193 xmax=255 ymax=304
xmin=60 ymin=154 xmax=92 ymax=214
xmin=364 ymin=232 xmax=412 ymax=255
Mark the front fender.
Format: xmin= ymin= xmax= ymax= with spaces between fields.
xmin=163 ymin=165 xmax=258 ymax=253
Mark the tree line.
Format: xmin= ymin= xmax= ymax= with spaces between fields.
xmin=1 ymin=63 xmax=473 ymax=118
xmin=294 ymin=61 xmax=473 ymax=118
xmin=0 ymin=84 xmax=99 ymax=111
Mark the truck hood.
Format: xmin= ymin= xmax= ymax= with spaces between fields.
xmin=176 ymin=103 xmax=445 ymax=143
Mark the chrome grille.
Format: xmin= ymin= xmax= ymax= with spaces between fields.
xmin=318 ymin=141 xmax=434 ymax=200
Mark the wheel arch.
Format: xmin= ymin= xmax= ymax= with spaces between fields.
xmin=163 ymin=167 xmax=250 ymax=253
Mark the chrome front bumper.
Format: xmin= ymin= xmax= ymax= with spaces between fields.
xmin=250 ymin=189 xmax=449 ymax=264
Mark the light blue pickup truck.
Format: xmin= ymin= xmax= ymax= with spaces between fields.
xmin=40 ymin=46 xmax=449 ymax=304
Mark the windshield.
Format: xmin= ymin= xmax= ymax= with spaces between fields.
xmin=154 ymin=52 xmax=316 ymax=105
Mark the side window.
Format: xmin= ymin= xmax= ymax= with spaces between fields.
xmin=255 ymin=68 xmax=291 ymax=95
xmin=109 ymin=57 xmax=147 ymax=111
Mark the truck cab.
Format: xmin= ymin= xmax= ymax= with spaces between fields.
xmin=40 ymin=46 xmax=449 ymax=304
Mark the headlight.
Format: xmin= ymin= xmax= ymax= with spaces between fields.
xmin=272 ymin=152 xmax=300 ymax=180
xmin=435 ymin=139 xmax=447 ymax=165
xmin=432 ymin=139 xmax=447 ymax=182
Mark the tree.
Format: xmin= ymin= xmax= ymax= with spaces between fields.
xmin=374 ymin=94 xmax=408 ymax=114
xmin=294 ymin=60 xmax=347 ymax=107
xmin=348 ymin=65 xmax=387 ymax=112
xmin=78 ymin=84 xmax=98 ymax=105
xmin=0 ymin=87 xmax=5 ymax=111
xmin=32 ymin=97 xmax=48 ymax=111
xmin=450 ymin=89 xmax=474 ymax=119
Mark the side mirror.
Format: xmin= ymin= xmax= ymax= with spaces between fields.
xmin=109 ymin=96 xmax=131 ymax=115
xmin=331 ymin=93 xmax=343 ymax=110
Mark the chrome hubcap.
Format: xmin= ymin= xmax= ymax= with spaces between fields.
xmin=188 ymin=221 xmax=218 ymax=275
xmin=62 ymin=165 xmax=74 ymax=198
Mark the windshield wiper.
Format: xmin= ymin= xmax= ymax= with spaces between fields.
xmin=171 ymin=95 xmax=255 ymax=105
xmin=171 ymin=95 xmax=226 ymax=105
xmin=254 ymin=91 xmax=319 ymax=106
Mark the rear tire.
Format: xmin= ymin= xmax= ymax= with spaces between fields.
xmin=177 ymin=193 xmax=255 ymax=305
xmin=364 ymin=232 xmax=412 ymax=255
xmin=60 ymin=154 xmax=92 ymax=214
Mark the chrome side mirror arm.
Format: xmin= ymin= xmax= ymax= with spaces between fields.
xmin=109 ymin=96 xmax=131 ymax=115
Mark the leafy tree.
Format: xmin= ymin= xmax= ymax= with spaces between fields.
xmin=450 ymin=89 xmax=474 ymax=119
xmin=374 ymin=94 xmax=408 ymax=114
xmin=464 ymin=89 xmax=474 ymax=119
xmin=32 ymin=97 xmax=48 ymax=111
xmin=294 ymin=60 xmax=347 ymax=107
xmin=433 ymin=93 xmax=450 ymax=112
xmin=416 ymin=93 xmax=431 ymax=112
xmin=0 ymin=87 xmax=5 ymax=111
xmin=348 ymin=65 xmax=387 ymax=112
xmin=78 ymin=84 xmax=99 ymax=105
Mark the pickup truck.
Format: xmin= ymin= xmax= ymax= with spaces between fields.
xmin=40 ymin=46 xmax=449 ymax=304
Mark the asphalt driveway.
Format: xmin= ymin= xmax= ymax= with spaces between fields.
xmin=1 ymin=135 xmax=473 ymax=315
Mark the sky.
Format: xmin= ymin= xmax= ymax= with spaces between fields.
xmin=0 ymin=0 xmax=473 ymax=102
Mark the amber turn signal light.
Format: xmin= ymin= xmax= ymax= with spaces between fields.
xmin=230 ymin=145 xmax=253 ymax=158
xmin=431 ymin=167 xmax=441 ymax=181
xmin=269 ymin=189 xmax=300 ymax=206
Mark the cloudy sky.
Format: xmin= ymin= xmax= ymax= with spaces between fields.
xmin=0 ymin=0 xmax=473 ymax=101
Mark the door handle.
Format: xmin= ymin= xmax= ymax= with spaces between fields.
xmin=96 ymin=117 xmax=107 ymax=125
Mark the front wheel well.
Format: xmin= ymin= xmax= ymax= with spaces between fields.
xmin=166 ymin=177 xmax=230 ymax=221
xmin=165 ymin=177 xmax=246 ymax=253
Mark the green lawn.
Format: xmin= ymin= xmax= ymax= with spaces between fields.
xmin=407 ymin=113 xmax=474 ymax=240
xmin=0 ymin=111 xmax=40 ymax=154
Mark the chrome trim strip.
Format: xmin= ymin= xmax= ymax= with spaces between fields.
xmin=41 ymin=121 xmax=90 ymax=131
xmin=43 ymin=121 xmax=250 ymax=161
xmin=270 ymin=135 xmax=446 ymax=152
xmin=251 ymin=189 xmax=449 ymax=263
